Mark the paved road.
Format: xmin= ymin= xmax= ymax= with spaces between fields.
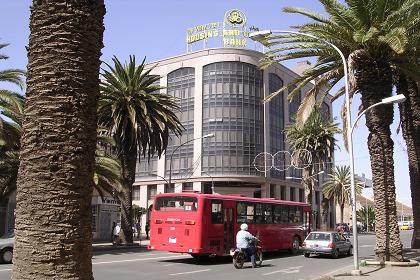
xmin=0 ymin=231 xmax=413 ymax=280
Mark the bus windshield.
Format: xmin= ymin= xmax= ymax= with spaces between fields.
xmin=155 ymin=196 xmax=198 ymax=211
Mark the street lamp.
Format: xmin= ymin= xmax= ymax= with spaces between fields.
xmin=201 ymin=170 xmax=215 ymax=194
xmin=168 ymin=133 xmax=215 ymax=187
xmin=249 ymin=29 xmax=360 ymax=274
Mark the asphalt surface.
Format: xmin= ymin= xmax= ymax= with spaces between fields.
xmin=0 ymin=231 xmax=413 ymax=280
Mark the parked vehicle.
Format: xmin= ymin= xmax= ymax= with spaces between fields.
xmin=230 ymin=240 xmax=263 ymax=269
xmin=149 ymin=192 xmax=311 ymax=258
xmin=302 ymin=231 xmax=352 ymax=259
xmin=0 ymin=230 xmax=14 ymax=264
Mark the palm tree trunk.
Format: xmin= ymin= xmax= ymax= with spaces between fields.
xmin=118 ymin=145 xmax=137 ymax=244
xmin=352 ymin=50 xmax=403 ymax=262
xmin=397 ymin=77 xmax=420 ymax=249
xmin=302 ymin=167 xmax=315 ymax=229
xmin=340 ymin=203 xmax=344 ymax=224
xmin=12 ymin=1 xmax=105 ymax=279
xmin=320 ymin=197 xmax=329 ymax=230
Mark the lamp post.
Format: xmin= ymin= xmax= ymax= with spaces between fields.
xmin=249 ymin=29 xmax=361 ymax=273
xmin=168 ymin=133 xmax=215 ymax=187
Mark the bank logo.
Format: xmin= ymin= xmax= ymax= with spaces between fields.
xmin=224 ymin=9 xmax=246 ymax=27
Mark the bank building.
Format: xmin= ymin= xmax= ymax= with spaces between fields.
xmin=127 ymin=9 xmax=336 ymax=239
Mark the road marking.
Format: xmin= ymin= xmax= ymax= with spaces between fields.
xmin=164 ymin=263 xmax=176 ymax=266
xmin=360 ymin=245 xmax=374 ymax=247
xmin=169 ymin=269 xmax=210 ymax=276
xmin=406 ymin=252 xmax=415 ymax=255
xmin=0 ymin=269 xmax=12 ymax=272
xmin=93 ymin=254 xmax=185 ymax=265
xmin=263 ymin=266 xmax=302 ymax=276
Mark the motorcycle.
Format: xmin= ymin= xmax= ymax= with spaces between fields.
xmin=230 ymin=240 xmax=263 ymax=269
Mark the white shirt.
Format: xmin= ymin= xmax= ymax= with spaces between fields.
xmin=113 ymin=225 xmax=121 ymax=236
xmin=236 ymin=230 xmax=256 ymax=249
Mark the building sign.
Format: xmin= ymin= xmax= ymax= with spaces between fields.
xmin=186 ymin=9 xmax=250 ymax=50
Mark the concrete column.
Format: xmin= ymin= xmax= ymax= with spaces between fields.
xmin=193 ymin=64 xmax=203 ymax=177
xmin=285 ymin=186 xmax=291 ymax=201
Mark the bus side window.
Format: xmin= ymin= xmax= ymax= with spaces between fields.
xmin=273 ymin=205 xmax=281 ymax=223
xmin=211 ymin=201 xmax=223 ymax=224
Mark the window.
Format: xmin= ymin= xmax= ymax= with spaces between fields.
xmin=155 ymin=196 xmax=198 ymax=211
xmin=270 ymin=184 xmax=276 ymax=198
xmin=165 ymin=183 xmax=175 ymax=193
xmin=147 ymin=185 xmax=157 ymax=201
xmin=202 ymin=62 xmax=264 ymax=176
xmin=280 ymin=186 xmax=286 ymax=200
xmin=290 ymin=187 xmax=295 ymax=201
xmin=254 ymin=203 xmax=272 ymax=223
xmin=288 ymin=206 xmax=303 ymax=224
xmin=132 ymin=186 xmax=140 ymax=201
xmin=299 ymin=188 xmax=304 ymax=202
xmin=211 ymin=200 xmax=223 ymax=224
xmin=182 ymin=182 xmax=193 ymax=191
xmin=237 ymin=202 xmax=254 ymax=223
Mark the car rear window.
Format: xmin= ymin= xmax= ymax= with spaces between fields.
xmin=306 ymin=233 xmax=331 ymax=241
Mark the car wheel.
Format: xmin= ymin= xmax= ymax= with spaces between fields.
xmin=304 ymin=253 xmax=310 ymax=258
xmin=289 ymin=236 xmax=300 ymax=254
xmin=1 ymin=248 xmax=13 ymax=264
xmin=347 ymin=246 xmax=353 ymax=256
xmin=332 ymin=249 xmax=339 ymax=259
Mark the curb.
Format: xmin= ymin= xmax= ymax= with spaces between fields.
xmin=361 ymin=259 xmax=419 ymax=267
xmin=92 ymin=244 xmax=149 ymax=252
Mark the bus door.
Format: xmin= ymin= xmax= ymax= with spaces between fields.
xmin=223 ymin=203 xmax=234 ymax=254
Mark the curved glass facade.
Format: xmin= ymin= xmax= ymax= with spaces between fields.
xmin=165 ymin=67 xmax=195 ymax=178
xmin=202 ymin=62 xmax=264 ymax=175
xmin=268 ymin=73 xmax=285 ymax=179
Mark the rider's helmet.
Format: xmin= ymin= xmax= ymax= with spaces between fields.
xmin=240 ymin=223 xmax=248 ymax=231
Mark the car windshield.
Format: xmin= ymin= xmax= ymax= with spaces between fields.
xmin=0 ymin=230 xmax=14 ymax=239
xmin=306 ymin=232 xmax=331 ymax=241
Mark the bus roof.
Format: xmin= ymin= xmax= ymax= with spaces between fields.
xmin=154 ymin=192 xmax=310 ymax=206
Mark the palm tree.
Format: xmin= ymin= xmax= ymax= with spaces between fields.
xmin=285 ymin=107 xmax=340 ymax=230
xmin=395 ymin=77 xmax=420 ymax=248
xmin=323 ymin=165 xmax=363 ymax=224
xmin=357 ymin=205 xmax=375 ymax=232
xmin=98 ymin=55 xmax=183 ymax=244
xmin=12 ymin=1 xmax=105 ymax=279
xmin=258 ymin=0 xmax=419 ymax=261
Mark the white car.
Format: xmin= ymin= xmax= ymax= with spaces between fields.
xmin=0 ymin=230 xmax=14 ymax=264
xmin=302 ymin=231 xmax=353 ymax=258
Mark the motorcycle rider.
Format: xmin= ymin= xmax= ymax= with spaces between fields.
xmin=236 ymin=223 xmax=258 ymax=268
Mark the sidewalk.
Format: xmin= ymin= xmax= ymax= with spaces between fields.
xmin=92 ymin=237 xmax=150 ymax=251
xmin=315 ymin=249 xmax=420 ymax=280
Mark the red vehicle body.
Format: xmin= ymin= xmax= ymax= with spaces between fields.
xmin=149 ymin=192 xmax=311 ymax=257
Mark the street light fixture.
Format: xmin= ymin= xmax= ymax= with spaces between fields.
xmin=249 ymin=29 xmax=362 ymax=274
xmin=168 ymin=133 xmax=215 ymax=187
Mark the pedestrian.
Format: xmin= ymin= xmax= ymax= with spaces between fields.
xmin=113 ymin=223 xmax=121 ymax=245
xmin=111 ymin=222 xmax=116 ymax=243
xmin=145 ymin=222 xmax=150 ymax=240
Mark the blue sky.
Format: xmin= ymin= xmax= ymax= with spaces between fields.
xmin=0 ymin=0 xmax=411 ymax=206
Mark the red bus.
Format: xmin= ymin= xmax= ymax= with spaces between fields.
xmin=149 ymin=192 xmax=311 ymax=258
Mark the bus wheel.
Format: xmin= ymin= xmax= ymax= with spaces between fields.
xmin=289 ymin=236 xmax=300 ymax=254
